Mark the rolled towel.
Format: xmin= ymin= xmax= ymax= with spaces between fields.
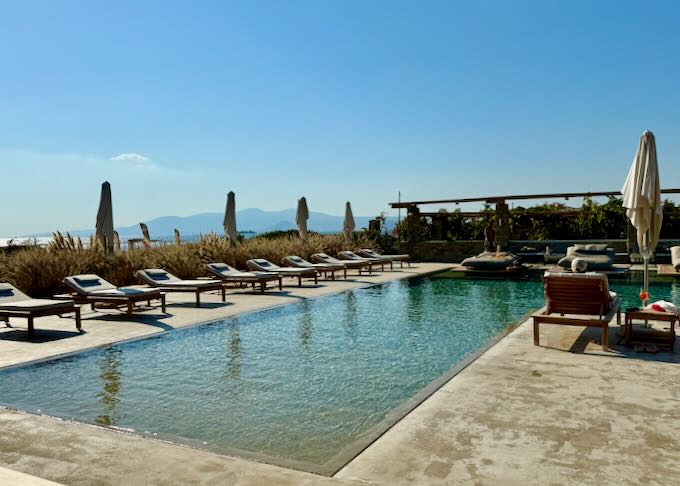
xmin=571 ymin=258 xmax=588 ymax=273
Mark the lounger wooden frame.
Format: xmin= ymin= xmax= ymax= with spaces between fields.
xmin=311 ymin=254 xmax=372 ymax=275
xmin=245 ymin=260 xmax=319 ymax=287
xmin=136 ymin=270 xmax=226 ymax=307
xmin=148 ymin=284 xmax=224 ymax=307
xmin=531 ymin=273 xmax=621 ymax=351
xmin=62 ymin=291 xmax=166 ymax=315
xmin=1 ymin=303 xmax=81 ymax=336
xmin=357 ymin=249 xmax=411 ymax=268
xmin=282 ymin=256 xmax=347 ymax=280
xmin=207 ymin=269 xmax=283 ymax=292
xmin=338 ymin=251 xmax=388 ymax=271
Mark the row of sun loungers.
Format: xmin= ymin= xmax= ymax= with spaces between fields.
xmin=1 ymin=249 xmax=410 ymax=336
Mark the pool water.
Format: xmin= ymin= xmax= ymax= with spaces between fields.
xmin=0 ymin=275 xmax=678 ymax=470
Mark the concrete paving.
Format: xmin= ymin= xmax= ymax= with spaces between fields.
xmin=337 ymin=321 xmax=680 ymax=485
xmin=2 ymin=263 xmax=680 ymax=485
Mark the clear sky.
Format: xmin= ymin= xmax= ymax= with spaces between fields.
xmin=2 ymin=0 xmax=679 ymax=235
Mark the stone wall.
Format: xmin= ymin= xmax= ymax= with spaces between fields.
xmin=399 ymin=239 xmax=680 ymax=263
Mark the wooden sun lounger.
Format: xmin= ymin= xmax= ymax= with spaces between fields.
xmin=206 ymin=262 xmax=283 ymax=292
xmin=136 ymin=269 xmax=225 ymax=307
xmin=338 ymin=251 xmax=389 ymax=271
xmin=282 ymin=256 xmax=347 ymax=280
xmin=358 ymin=249 xmax=411 ymax=268
xmin=0 ymin=283 xmax=81 ymax=336
xmin=245 ymin=259 xmax=319 ymax=286
xmin=63 ymin=274 xmax=166 ymax=315
xmin=531 ymin=272 xmax=621 ymax=351
xmin=311 ymin=253 xmax=372 ymax=275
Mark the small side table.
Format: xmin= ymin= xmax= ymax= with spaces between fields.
xmin=624 ymin=309 xmax=678 ymax=351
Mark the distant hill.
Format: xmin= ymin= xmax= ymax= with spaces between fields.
xmin=33 ymin=208 xmax=396 ymax=239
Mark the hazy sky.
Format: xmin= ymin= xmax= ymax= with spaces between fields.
xmin=2 ymin=0 xmax=679 ymax=235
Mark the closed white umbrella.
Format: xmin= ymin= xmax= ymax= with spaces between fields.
xmin=223 ymin=191 xmax=238 ymax=244
xmin=95 ymin=181 xmax=114 ymax=255
xmin=621 ymin=130 xmax=663 ymax=304
xmin=296 ymin=197 xmax=309 ymax=239
xmin=343 ymin=201 xmax=355 ymax=241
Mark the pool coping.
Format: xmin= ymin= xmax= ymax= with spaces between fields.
xmin=0 ymin=267 xmax=534 ymax=477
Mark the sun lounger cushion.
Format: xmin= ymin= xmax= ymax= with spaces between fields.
xmin=89 ymin=287 xmax=160 ymax=296
xmin=64 ymin=275 xmax=117 ymax=295
xmin=0 ymin=299 xmax=74 ymax=312
xmin=247 ymin=259 xmax=315 ymax=275
xmin=140 ymin=270 xmax=218 ymax=287
xmin=0 ymin=283 xmax=30 ymax=302
xmin=557 ymin=253 xmax=613 ymax=270
xmin=0 ymin=283 xmax=74 ymax=312
xmin=461 ymin=252 xmax=519 ymax=270
xmin=207 ymin=263 xmax=274 ymax=279
xmin=566 ymin=245 xmax=615 ymax=258
xmin=671 ymin=246 xmax=680 ymax=271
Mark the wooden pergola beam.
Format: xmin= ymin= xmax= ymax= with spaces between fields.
xmin=390 ymin=188 xmax=680 ymax=209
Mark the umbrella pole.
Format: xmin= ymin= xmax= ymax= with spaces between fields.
xmin=643 ymin=256 xmax=649 ymax=307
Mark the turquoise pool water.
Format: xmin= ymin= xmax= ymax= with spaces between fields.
xmin=0 ymin=275 xmax=678 ymax=470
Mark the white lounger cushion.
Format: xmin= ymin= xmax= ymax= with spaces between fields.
xmin=138 ymin=269 xmax=218 ymax=288
xmin=0 ymin=283 xmax=74 ymax=311
xmin=64 ymin=275 xmax=118 ymax=295
xmin=0 ymin=283 xmax=31 ymax=303
xmin=89 ymin=287 xmax=160 ymax=296
xmin=0 ymin=298 xmax=73 ymax=311
xmin=207 ymin=263 xmax=274 ymax=279
xmin=284 ymin=256 xmax=341 ymax=269
xmin=247 ymin=259 xmax=316 ymax=275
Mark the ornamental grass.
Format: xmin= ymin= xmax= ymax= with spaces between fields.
xmin=0 ymin=232 xmax=378 ymax=297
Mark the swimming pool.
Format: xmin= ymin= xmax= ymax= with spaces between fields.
xmin=0 ymin=274 xmax=677 ymax=473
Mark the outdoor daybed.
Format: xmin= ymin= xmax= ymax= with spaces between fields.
xmin=136 ymin=269 xmax=225 ymax=307
xmin=557 ymin=244 xmax=615 ymax=271
xmin=338 ymin=250 xmax=389 ymax=271
xmin=532 ymin=271 xmax=621 ymax=351
xmin=245 ymin=259 xmax=319 ymax=286
xmin=311 ymin=253 xmax=372 ymax=275
xmin=206 ymin=262 xmax=282 ymax=292
xmin=282 ymin=255 xmax=347 ymax=280
xmin=63 ymin=274 xmax=166 ymax=315
xmin=461 ymin=251 xmax=521 ymax=270
xmin=0 ymin=282 xmax=81 ymax=336
xmin=358 ymin=248 xmax=411 ymax=268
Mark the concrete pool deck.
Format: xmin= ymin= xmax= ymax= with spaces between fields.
xmin=2 ymin=263 xmax=680 ymax=485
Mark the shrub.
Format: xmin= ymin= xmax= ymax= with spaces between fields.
xmin=0 ymin=232 xmax=379 ymax=297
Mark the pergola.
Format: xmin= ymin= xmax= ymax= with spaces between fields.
xmin=390 ymin=188 xmax=680 ymax=247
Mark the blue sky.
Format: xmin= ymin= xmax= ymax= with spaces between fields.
xmin=1 ymin=0 xmax=679 ymax=235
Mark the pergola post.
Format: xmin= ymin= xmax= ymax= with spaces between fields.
xmin=494 ymin=201 xmax=511 ymax=250
xmin=406 ymin=205 xmax=420 ymax=244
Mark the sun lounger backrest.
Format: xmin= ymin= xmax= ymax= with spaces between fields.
xmin=64 ymin=274 xmax=117 ymax=295
xmin=251 ymin=259 xmax=280 ymax=270
xmin=286 ymin=256 xmax=308 ymax=265
xmin=312 ymin=253 xmax=336 ymax=263
xmin=207 ymin=262 xmax=237 ymax=274
xmin=138 ymin=269 xmax=181 ymax=284
xmin=339 ymin=251 xmax=360 ymax=259
xmin=543 ymin=272 xmax=612 ymax=317
xmin=0 ymin=283 xmax=30 ymax=302
xmin=361 ymin=249 xmax=379 ymax=257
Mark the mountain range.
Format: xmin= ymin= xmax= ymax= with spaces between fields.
xmin=37 ymin=208 xmax=397 ymax=239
